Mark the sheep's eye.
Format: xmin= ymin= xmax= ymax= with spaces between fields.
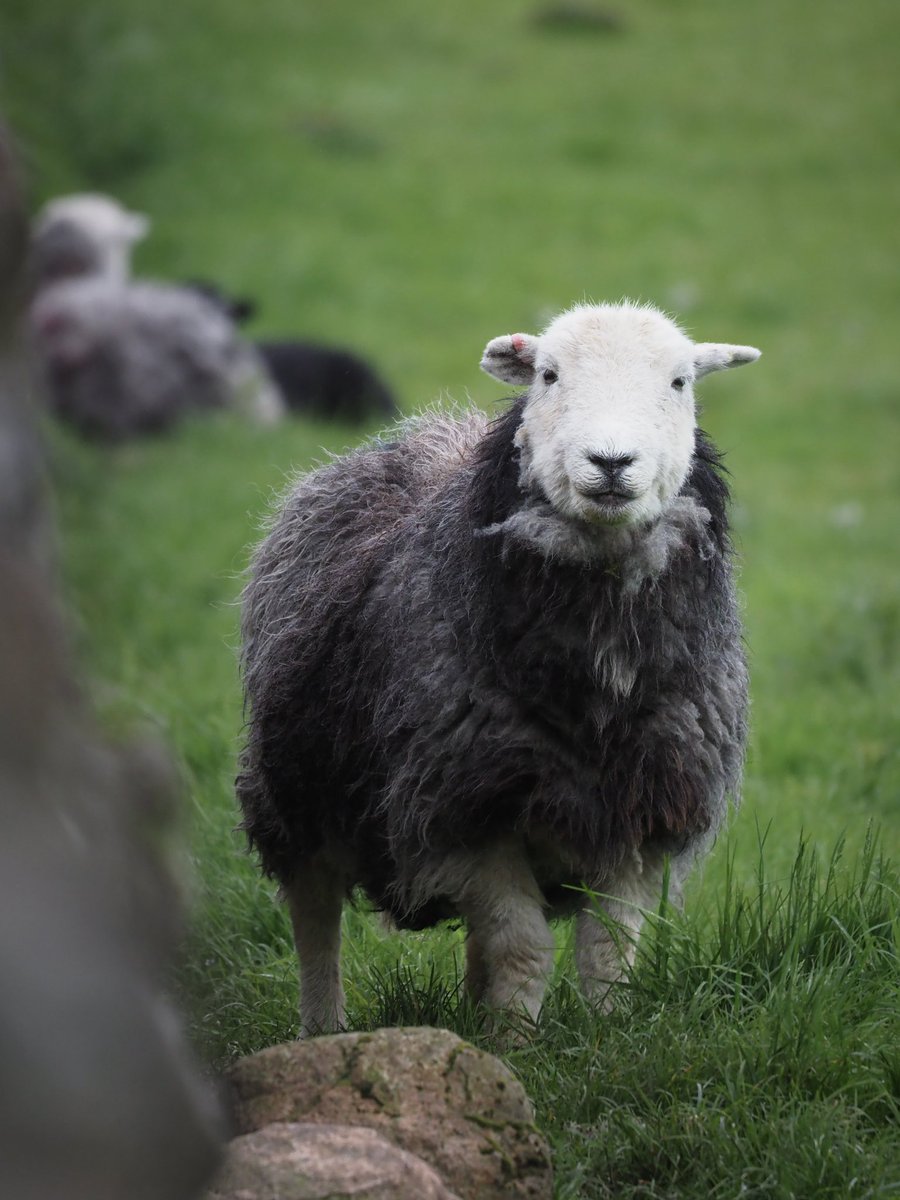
xmin=542 ymin=368 xmax=558 ymax=385
xmin=671 ymin=376 xmax=687 ymax=391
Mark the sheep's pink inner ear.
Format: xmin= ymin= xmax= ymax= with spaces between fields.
xmin=480 ymin=333 xmax=538 ymax=385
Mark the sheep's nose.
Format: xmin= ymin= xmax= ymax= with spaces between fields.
xmin=586 ymin=452 xmax=635 ymax=476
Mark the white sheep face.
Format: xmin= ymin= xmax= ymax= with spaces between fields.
xmin=34 ymin=194 xmax=150 ymax=285
xmin=481 ymin=303 xmax=760 ymax=529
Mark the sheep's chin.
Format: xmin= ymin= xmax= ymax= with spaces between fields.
xmin=582 ymin=507 xmax=632 ymax=529
xmin=566 ymin=486 xmax=656 ymax=530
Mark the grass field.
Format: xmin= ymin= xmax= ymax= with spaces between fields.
xmin=3 ymin=0 xmax=899 ymax=1195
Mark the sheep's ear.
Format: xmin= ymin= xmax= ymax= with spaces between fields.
xmin=126 ymin=212 xmax=151 ymax=243
xmin=693 ymin=342 xmax=761 ymax=378
xmin=232 ymin=297 xmax=257 ymax=323
xmin=480 ymin=333 xmax=538 ymax=385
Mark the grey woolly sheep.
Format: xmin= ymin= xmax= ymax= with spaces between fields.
xmin=238 ymin=301 xmax=760 ymax=1035
xmin=30 ymin=276 xmax=284 ymax=440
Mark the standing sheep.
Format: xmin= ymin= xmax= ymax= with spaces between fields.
xmin=238 ymin=302 xmax=760 ymax=1035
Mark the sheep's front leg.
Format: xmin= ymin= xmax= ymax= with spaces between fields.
xmin=576 ymin=849 xmax=681 ymax=1010
xmin=283 ymin=857 xmax=346 ymax=1037
xmin=457 ymin=840 xmax=555 ymax=1025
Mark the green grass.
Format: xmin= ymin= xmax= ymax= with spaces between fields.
xmin=177 ymin=827 xmax=900 ymax=1198
xmin=3 ymin=0 xmax=899 ymax=1194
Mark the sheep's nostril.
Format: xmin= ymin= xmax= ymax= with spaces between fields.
xmin=586 ymin=452 xmax=635 ymax=473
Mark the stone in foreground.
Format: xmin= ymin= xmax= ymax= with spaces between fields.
xmin=226 ymin=1027 xmax=552 ymax=1200
xmin=208 ymin=1121 xmax=457 ymax=1200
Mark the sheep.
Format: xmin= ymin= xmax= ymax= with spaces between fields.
xmin=28 ymin=219 xmax=104 ymax=291
xmin=30 ymin=276 xmax=284 ymax=440
xmin=28 ymin=196 xmax=284 ymax=437
xmin=30 ymin=193 xmax=149 ymax=288
xmin=237 ymin=301 xmax=760 ymax=1036
xmin=182 ymin=279 xmax=398 ymax=424
xmin=254 ymin=339 xmax=397 ymax=424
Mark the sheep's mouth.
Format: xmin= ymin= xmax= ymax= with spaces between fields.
xmin=573 ymin=486 xmax=640 ymax=525
xmin=578 ymin=487 xmax=637 ymax=508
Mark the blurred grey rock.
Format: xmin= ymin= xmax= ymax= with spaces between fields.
xmin=0 ymin=123 xmax=222 ymax=1200
xmin=226 ymin=1026 xmax=553 ymax=1200
xmin=208 ymin=1122 xmax=458 ymax=1200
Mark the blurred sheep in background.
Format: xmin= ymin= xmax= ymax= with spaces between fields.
xmin=27 ymin=191 xmax=396 ymax=437
xmin=27 ymin=193 xmax=283 ymax=440
xmin=30 ymin=276 xmax=283 ymax=440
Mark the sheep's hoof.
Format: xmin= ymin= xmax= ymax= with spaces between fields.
xmin=480 ymin=1005 xmax=541 ymax=1049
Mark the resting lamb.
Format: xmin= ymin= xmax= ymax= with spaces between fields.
xmin=30 ymin=277 xmax=283 ymax=439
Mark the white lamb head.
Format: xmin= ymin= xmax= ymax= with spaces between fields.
xmin=34 ymin=194 xmax=150 ymax=284
xmin=481 ymin=302 xmax=760 ymax=529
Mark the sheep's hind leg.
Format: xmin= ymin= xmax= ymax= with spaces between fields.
xmin=456 ymin=840 xmax=555 ymax=1028
xmin=283 ymin=856 xmax=346 ymax=1037
xmin=576 ymin=848 xmax=681 ymax=1011
xmin=464 ymin=928 xmax=489 ymax=1006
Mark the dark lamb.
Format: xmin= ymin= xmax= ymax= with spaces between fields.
xmin=181 ymin=279 xmax=397 ymax=424
xmin=256 ymin=339 xmax=397 ymax=424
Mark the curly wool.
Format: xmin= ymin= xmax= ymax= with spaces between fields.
xmin=238 ymin=399 xmax=747 ymax=927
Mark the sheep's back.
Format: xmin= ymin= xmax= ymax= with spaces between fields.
xmin=238 ymin=409 xmax=488 ymax=877
xmin=32 ymin=278 xmax=245 ymax=437
xmin=244 ymin=407 xmax=488 ymax=642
